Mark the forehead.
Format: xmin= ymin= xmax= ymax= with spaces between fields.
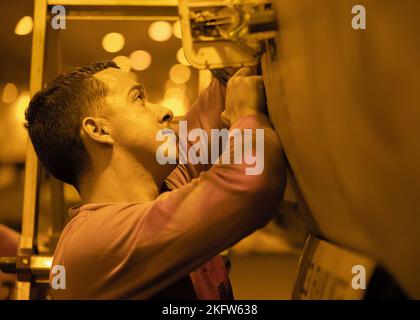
xmin=93 ymin=68 xmax=136 ymax=94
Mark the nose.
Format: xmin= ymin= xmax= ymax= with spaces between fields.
xmin=157 ymin=106 xmax=173 ymax=124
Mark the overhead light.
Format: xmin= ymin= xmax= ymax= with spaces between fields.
xmin=15 ymin=16 xmax=33 ymax=36
xmin=176 ymin=48 xmax=190 ymax=66
xmin=102 ymin=32 xmax=125 ymax=53
xmin=169 ymin=64 xmax=191 ymax=84
xmin=129 ymin=50 xmax=152 ymax=71
xmin=172 ymin=20 xmax=182 ymax=39
xmin=2 ymin=83 xmax=19 ymax=104
xmin=148 ymin=21 xmax=172 ymax=42
xmin=112 ymin=56 xmax=132 ymax=72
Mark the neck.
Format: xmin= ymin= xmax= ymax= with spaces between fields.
xmin=78 ymin=151 xmax=160 ymax=204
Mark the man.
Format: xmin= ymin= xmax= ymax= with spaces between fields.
xmin=24 ymin=61 xmax=286 ymax=299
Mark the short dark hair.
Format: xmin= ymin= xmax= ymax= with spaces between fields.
xmin=25 ymin=61 xmax=119 ymax=187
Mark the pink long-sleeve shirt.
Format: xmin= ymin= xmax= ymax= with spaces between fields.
xmin=50 ymin=79 xmax=285 ymax=300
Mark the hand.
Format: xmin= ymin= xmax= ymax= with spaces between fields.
xmin=221 ymin=67 xmax=267 ymax=127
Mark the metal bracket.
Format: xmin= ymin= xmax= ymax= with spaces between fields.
xmin=178 ymin=0 xmax=278 ymax=70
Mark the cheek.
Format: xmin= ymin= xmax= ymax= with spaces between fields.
xmin=112 ymin=111 xmax=160 ymax=152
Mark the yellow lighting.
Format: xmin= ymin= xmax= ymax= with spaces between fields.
xmin=129 ymin=72 xmax=139 ymax=82
xmin=15 ymin=92 xmax=30 ymax=124
xmin=165 ymin=87 xmax=185 ymax=100
xmin=161 ymin=97 xmax=186 ymax=117
xmin=169 ymin=64 xmax=191 ymax=84
xmin=173 ymin=20 xmax=182 ymax=39
xmin=112 ymin=56 xmax=132 ymax=72
xmin=15 ymin=16 xmax=33 ymax=36
xmin=102 ymin=32 xmax=125 ymax=53
xmin=148 ymin=21 xmax=172 ymax=42
xmin=165 ymin=79 xmax=186 ymax=91
xmin=129 ymin=50 xmax=152 ymax=71
xmin=176 ymin=48 xmax=190 ymax=66
xmin=2 ymin=83 xmax=19 ymax=104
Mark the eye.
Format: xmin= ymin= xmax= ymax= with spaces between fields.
xmin=135 ymin=90 xmax=146 ymax=103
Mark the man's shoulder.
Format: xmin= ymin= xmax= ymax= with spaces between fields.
xmin=58 ymin=202 xmax=150 ymax=253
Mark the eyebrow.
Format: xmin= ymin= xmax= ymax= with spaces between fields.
xmin=127 ymin=84 xmax=146 ymax=100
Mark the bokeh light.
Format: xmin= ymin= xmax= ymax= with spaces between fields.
xmin=148 ymin=21 xmax=172 ymax=42
xmin=15 ymin=91 xmax=30 ymax=124
xmin=176 ymin=48 xmax=190 ymax=66
xmin=2 ymin=83 xmax=19 ymax=104
xmin=169 ymin=64 xmax=191 ymax=84
xmin=15 ymin=16 xmax=33 ymax=35
xmin=129 ymin=50 xmax=152 ymax=71
xmin=102 ymin=32 xmax=125 ymax=53
xmin=172 ymin=20 xmax=182 ymax=39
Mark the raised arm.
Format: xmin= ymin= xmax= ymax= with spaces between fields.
xmin=166 ymin=69 xmax=255 ymax=187
xmin=127 ymin=70 xmax=287 ymax=297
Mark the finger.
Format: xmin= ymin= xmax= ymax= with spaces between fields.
xmin=230 ymin=67 xmax=254 ymax=79
xmin=221 ymin=111 xmax=231 ymax=127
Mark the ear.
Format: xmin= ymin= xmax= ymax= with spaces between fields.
xmin=81 ymin=117 xmax=114 ymax=146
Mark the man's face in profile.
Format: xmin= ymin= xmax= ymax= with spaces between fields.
xmin=92 ymin=68 xmax=175 ymax=177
